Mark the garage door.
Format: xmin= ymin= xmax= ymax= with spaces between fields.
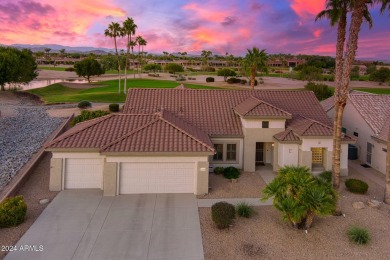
xmin=119 ymin=162 xmax=195 ymax=194
xmin=64 ymin=159 xmax=103 ymax=189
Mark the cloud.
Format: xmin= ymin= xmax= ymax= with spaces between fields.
xmin=290 ymin=0 xmax=326 ymax=19
xmin=221 ymin=17 xmax=237 ymax=26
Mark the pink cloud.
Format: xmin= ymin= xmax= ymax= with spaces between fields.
xmin=182 ymin=2 xmax=233 ymax=23
xmin=290 ymin=0 xmax=326 ymax=19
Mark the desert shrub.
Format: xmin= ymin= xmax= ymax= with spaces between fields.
xmin=345 ymin=179 xmax=368 ymax=194
xmin=236 ymin=202 xmax=254 ymax=218
xmin=240 ymin=79 xmax=247 ymax=85
xmin=206 ymin=77 xmax=215 ymax=82
xmin=176 ymin=76 xmax=186 ymax=81
xmin=223 ymin=167 xmax=240 ymax=179
xmin=109 ymin=103 xmax=119 ymax=112
xmin=78 ymin=100 xmax=92 ymax=109
xmin=259 ymin=80 xmax=264 ymax=84
xmin=211 ymin=202 xmax=235 ymax=229
xmin=65 ymin=67 xmax=75 ymax=72
xmin=304 ymin=82 xmax=333 ymax=101
xmin=227 ymin=77 xmax=241 ymax=84
xmin=347 ymin=226 xmax=370 ymax=245
xmin=319 ymin=171 xmax=332 ymax=183
xmin=71 ymin=110 xmax=110 ymax=126
xmin=0 ymin=196 xmax=27 ymax=228
xmin=213 ymin=167 xmax=225 ymax=175
xmin=262 ymin=166 xmax=337 ymax=229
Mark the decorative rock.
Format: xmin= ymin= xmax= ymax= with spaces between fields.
xmin=368 ymin=199 xmax=381 ymax=208
xmin=39 ymin=199 xmax=50 ymax=205
xmin=352 ymin=201 xmax=365 ymax=209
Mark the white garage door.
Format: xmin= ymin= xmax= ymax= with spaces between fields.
xmin=119 ymin=162 xmax=195 ymax=194
xmin=64 ymin=159 xmax=103 ymax=189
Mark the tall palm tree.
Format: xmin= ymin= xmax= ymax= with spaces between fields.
xmin=59 ymin=49 xmax=66 ymax=59
xmin=138 ymin=37 xmax=147 ymax=76
xmin=135 ymin=35 xmax=146 ymax=77
xmin=385 ymin=122 xmax=390 ymax=204
xmin=129 ymin=40 xmax=137 ymax=79
xmin=44 ymin=48 xmax=51 ymax=60
xmin=122 ymin=17 xmax=137 ymax=94
xmin=316 ymin=0 xmax=373 ymax=214
xmin=201 ymin=50 xmax=212 ymax=68
xmin=244 ymin=47 xmax=268 ymax=90
xmin=104 ymin=22 xmax=123 ymax=94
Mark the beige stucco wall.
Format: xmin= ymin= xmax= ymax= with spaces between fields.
xmin=196 ymin=161 xmax=209 ymax=195
xmin=273 ymin=142 xmax=280 ymax=171
xmin=103 ymin=161 xmax=117 ymax=196
xmin=243 ymin=128 xmax=284 ymax=172
xmin=371 ymin=141 xmax=387 ymax=174
xmin=49 ymin=158 xmax=62 ymax=191
xmin=299 ymin=149 xmax=312 ymax=171
xmin=278 ymin=143 xmax=299 ymax=167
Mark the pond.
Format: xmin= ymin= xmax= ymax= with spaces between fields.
xmin=4 ymin=79 xmax=92 ymax=90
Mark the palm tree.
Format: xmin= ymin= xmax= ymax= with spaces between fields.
xmin=138 ymin=36 xmax=147 ymax=76
xmin=59 ymin=49 xmax=66 ymax=59
xmin=129 ymin=40 xmax=137 ymax=79
xmin=44 ymin=48 xmax=51 ymax=60
xmin=262 ymin=166 xmax=337 ymax=229
xmin=244 ymin=47 xmax=268 ymax=90
xmin=385 ymin=123 xmax=390 ymax=204
xmin=201 ymin=50 xmax=212 ymax=68
xmin=135 ymin=35 xmax=147 ymax=77
xmin=122 ymin=17 xmax=137 ymax=93
xmin=316 ymin=0 xmax=373 ymax=214
xmin=104 ymin=22 xmax=123 ymax=94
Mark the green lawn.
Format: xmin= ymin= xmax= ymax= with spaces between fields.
xmin=352 ymin=87 xmax=390 ymax=94
xmin=27 ymin=79 xmax=222 ymax=103
xmin=38 ymin=66 xmax=66 ymax=71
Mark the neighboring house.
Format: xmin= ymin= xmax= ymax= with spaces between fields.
xmin=321 ymin=91 xmax=390 ymax=175
xmin=46 ymin=89 xmax=353 ymax=196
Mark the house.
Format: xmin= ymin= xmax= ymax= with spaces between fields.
xmin=321 ymin=91 xmax=390 ymax=174
xmin=46 ymin=89 xmax=353 ymax=196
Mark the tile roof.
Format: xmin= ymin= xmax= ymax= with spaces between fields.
xmin=375 ymin=117 xmax=390 ymax=143
xmin=47 ymin=112 xmax=214 ymax=153
xmin=123 ymin=89 xmax=332 ymax=136
xmin=234 ymin=96 xmax=292 ymax=118
xmin=348 ymin=93 xmax=390 ymax=135
xmin=287 ymin=115 xmax=334 ymax=136
xmin=320 ymin=96 xmax=334 ymax=112
xmin=274 ymin=129 xmax=301 ymax=142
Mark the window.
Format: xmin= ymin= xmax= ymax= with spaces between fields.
xmin=353 ymin=132 xmax=359 ymax=137
xmin=262 ymin=121 xmax=269 ymax=128
xmin=342 ymin=127 xmax=347 ymax=134
xmin=213 ymin=144 xmax=223 ymax=160
xmin=226 ymin=144 xmax=237 ymax=161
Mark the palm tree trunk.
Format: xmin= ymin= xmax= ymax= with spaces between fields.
xmin=384 ymin=124 xmax=390 ymax=204
xmin=114 ymin=36 xmax=121 ymax=94
xmin=138 ymin=45 xmax=141 ymax=78
xmin=124 ymin=34 xmax=130 ymax=94
xmin=332 ymin=0 xmax=366 ymax=213
xmin=251 ymin=66 xmax=255 ymax=90
xmin=305 ymin=211 xmax=315 ymax=229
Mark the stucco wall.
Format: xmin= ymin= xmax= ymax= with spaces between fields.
xmin=103 ymin=161 xmax=117 ymax=196
xmin=372 ymin=141 xmax=387 ymax=174
xmin=49 ymin=158 xmax=62 ymax=191
xmin=209 ymin=138 xmax=244 ymax=169
xmin=278 ymin=143 xmax=299 ymax=167
xmin=240 ymin=118 xmax=285 ymax=129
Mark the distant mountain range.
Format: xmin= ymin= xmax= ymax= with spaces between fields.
xmin=9 ymin=44 xmax=114 ymax=55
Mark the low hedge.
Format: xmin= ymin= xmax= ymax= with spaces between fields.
xmin=319 ymin=171 xmax=332 ymax=183
xmin=78 ymin=100 xmax=92 ymax=109
xmin=206 ymin=77 xmax=215 ymax=82
xmin=109 ymin=103 xmax=119 ymax=112
xmin=71 ymin=110 xmax=110 ymax=126
xmin=213 ymin=167 xmax=225 ymax=175
xmin=211 ymin=201 xmax=235 ymax=229
xmin=223 ymin=167 xmax=240 ymax=179
xmin=0 ymin=196 xmax=27 ymax=228
xmin=345 ymin=178 xmax=368 ymax=194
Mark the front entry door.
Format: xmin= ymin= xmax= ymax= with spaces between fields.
xmin=256 ymin=142 xmax=264 ymax=166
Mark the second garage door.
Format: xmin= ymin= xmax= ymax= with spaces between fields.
xmin=119 ymin=162 xmax=195 ymax=194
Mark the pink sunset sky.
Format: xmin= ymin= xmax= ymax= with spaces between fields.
xmin=0 ymin=0 xmax=389 ymax=58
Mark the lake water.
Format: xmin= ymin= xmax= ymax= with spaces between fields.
xmin=4 ymin=79 xmax=91 ymax=90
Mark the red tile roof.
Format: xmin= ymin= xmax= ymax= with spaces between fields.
xmin=274 ymin=129 xmax=301 ymax=142
xmin=47 ymin=112 xmax=214 ymax=153
xmin=234 ymin=96 xmax=292 ymax=118
xmin=287 ymin=115 xmax=334 ymax=136
xmin=123 ymin=89 xmax=331 ymax=136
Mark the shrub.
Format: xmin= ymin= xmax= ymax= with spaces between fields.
xmin=345 ymin=179 xmax=368 ymax=194
xmin=206 ymin=77 xmax=215 ymax=82
xmin=65 ymin=67 xmax=75 ymax=72
xmin=223 ymin=167 xmax=240 ymax=179
xmin=227 ymin=77 xmax=241 ymax=84
xmin=304 ymin=82 xmax=333 ymax=101
xmin=78 ymin=100 xmax=92 ymax=109
xmin=347 ymin=226 xmax=370 ymax=245
xmin=211 ymin=202 xmax=235 ymax=229
xmin=71 ymin=110 xmax=110 ymax=126
xmin=109 ymin=103 xmax=119 ymax=112
xmin=0 ymin=196 xmax=27 ymax=228
xmin=204 ymin=66 xmax=216 ymax=72
xmin=319 ymin=171 xmax=332 ymax=183
xmin=213 ymin=167 xmax=225 ymax=175
xmin=236 ymin=202 xmax=253 ymax=218
xmin=240 ymin=79 xmax=247 ymax=85
xmin=176 ymin=76 xmax=186 ymax=81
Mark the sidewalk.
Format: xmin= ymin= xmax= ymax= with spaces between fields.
xmin=348 ymin=160 xmax=385 ymax=189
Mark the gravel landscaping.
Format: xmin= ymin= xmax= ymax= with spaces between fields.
xmin=0 ymin=153 xmax=59 ymax=259
xmin=197 ymin=172 xmax=266 ymax=199
xmin=0 ymin=93 xmax=64 ymax=190
xmin=199 ymin=174 xmax=390 ymax=260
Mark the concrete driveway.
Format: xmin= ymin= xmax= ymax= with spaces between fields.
xmin=5 ymin=190 xmax=204 ymax=260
